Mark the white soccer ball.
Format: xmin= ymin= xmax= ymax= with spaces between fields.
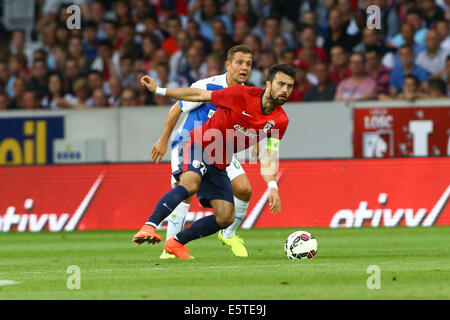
xmin=284 ymin=231 xmax=318 ymax=260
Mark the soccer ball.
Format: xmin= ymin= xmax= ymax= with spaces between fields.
xmin=284 ymin=231 xmax=318 ymax=260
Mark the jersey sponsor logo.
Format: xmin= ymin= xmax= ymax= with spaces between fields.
xmin=263 ymin=120 xmax=276 ymax=133
xmin=233 ymin=124 xmax=258 ymax=139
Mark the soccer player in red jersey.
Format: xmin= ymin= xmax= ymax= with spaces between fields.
xmin=133 ymin=64 xmax=296 ymax=259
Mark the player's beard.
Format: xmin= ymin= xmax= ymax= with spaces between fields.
xmin=269 ymin=88 xmax=288 ymax=106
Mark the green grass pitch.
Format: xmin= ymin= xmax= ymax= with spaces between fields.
xmin=0 ymin=227 xmax=449 ymax=300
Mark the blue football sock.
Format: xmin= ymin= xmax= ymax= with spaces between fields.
xmin=146 ymin=185 xmax=189 ymax=227
xmin=175 ymin=215 xmax=222 ymax=245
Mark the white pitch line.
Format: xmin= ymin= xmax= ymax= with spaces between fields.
xmin=0 ymin=263 xmax=307 ymax=276
xmin=0 ymin=280 xmax=19 ymax=286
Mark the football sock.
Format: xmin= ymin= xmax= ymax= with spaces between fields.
xmin=165 ymin=201 xmax=190 ymax=240
xmin=222 ymin=197 xmax=249 ymax=238
xmin=146 ymin=185 xmax=189 ymax=228
xmin=175 ymin=215 xmax=222 ymax=245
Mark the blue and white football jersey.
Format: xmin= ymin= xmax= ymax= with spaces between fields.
xmin=171 ymin=73 xmax=229 ymax=148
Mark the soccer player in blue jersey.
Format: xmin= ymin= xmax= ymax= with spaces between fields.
xmin=151 ymin=45 xmax=254 ymax=258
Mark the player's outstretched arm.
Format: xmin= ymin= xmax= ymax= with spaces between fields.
xmin=151 ymin=101 xmax=182 ymax=163
xmin=141 ymin=75 xmax=212 ymax=103
xmin=260 ymin=146 xmax=281 ymax=214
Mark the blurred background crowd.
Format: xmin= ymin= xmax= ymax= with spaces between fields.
xmin=0 ymin=0 xmax=449 ymax=110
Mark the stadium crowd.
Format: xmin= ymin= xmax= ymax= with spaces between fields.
xmin=0 ymin=0 xmax=449 ymax=110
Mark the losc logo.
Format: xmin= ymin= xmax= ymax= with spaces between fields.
xmin=0 ymin=117 xmax=64 ymax=165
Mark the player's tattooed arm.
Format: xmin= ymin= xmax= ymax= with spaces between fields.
xmin=141 ymin=75 xmax=212 ymax=103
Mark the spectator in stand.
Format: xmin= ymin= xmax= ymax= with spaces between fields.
xmin=141 ymin=14 xmax=165 ymax=42
xmin=353 ymin=27 xmax=396 ymax=68
xmin=257 ymin=49 xmax=277 ymax=80
xmin=0 ymin=61 xmax=10 ymax=90
xmin=6 ymin=53 xmax=28 ymax=98
xmin=381 ymin=74 xmax=428 ymax=101
xmin=55 ymin=23 xmax=70 ymax=48
xmin=296 ymin=24 xmax=328 ymax=63
xmin=138 ymin=33 xmax=161 ymax=73
xmin=280 ymin=49 xmax=297 ymax=66
xmin=107 ymin=76 xmax=123 ymax=107
xmin=212 ymin=19 xmax=228 ymax=41
xmin=119 ymin=22 xmax=143 ymax=59
xmin=439 ymin=0 xmax=450 ymax=20
xmin=26 ymin=58 xmax=49 ymax=99
xmin=289 ymin=60 xmax=312 ymax=102
xmin=8 ymin=78 xmax=27 ymax=109
xmin=416 ymin=29 xmax=449 ymax=76
xmin=336 ymin=0 xmax=361 ymax=37
xmin=120 ymin=88 xmax=141 ymax=107
xmin=114 ymin=0 xmax=133 ymax=25
xmin=68 ymin=36 xmax=94 ymax=75
xmin=435 ymin=55 xmax=450 ymax=95
xmin=118 ymin=54 xmax=137 ymax=89
xmin=22 ymin=89 xmax=42 ymax=110
xmin=205 ymin=52 xmax=225 ymax=77
xmin=391 ymin=8 xmax=429 ymax=48
xmin=390 ymin=23 xmax=426 ymax=67
xmin=256 ymin=16 xmax=295 ymax=51
xmin=133 ymin=0 xmax=156 ymax=33
xmin=365 ymin=45 xmax=392 ymax=96
xmin=323 ymin=7 xmax=360 ymax=53
xmin=87 ymin=70 xmax=106 ymax=93
xmin=8 ymin=29 xmax=33 ymax=68
xmin=180 ymin=46 xmax=207 ymax=85
xmin=153 ymin=62 xmax=179 ymax=105
xmin=91 ymin=39 xmax=119 ymax=82
xmin=243 ymin=33 xmax=262 ymax=63
xmin=192 ymin=0 xmax=233 ymax=42
xmin=62 ymin=58 xmax=82 ymax=95
xmin=103 ymin=19 xmax=123 ymax=52
xmin=134 ymin=70 xmax=155 ymax=106
xmin=427 ymin=77 xmax=448 ymax=97
xmin=233 ymin=18 xmax=251 ymax=44
xmin=169 ymin=31 xmax=191 ymax=83
xmin=212 ymin=34 xmax=236 ymax=60
xmin=62 ymin=77 xmax=92 ymax=108
xmin=41 ymin=73 xmax=65 ymax=109
xmin=329 ymin=45 xmax=351 ymax=84
xmin=82 ymin=20 xmax=99 ymax=60
xmin=304 ymin=61 xmax=337 ymax=102
xmin=389 ymin=45 xmax=430 ymax=96
xmin=420 ymin=0 xmax=445 ymax=28
xmin=334 ymin=52 xmax=377 ymax=102
xmin=92 ymin=88 xmax=109 ymax=107
xmin=0 ymin=93 xmax=9 ymax=110
xmin=162 ymin=14 xmax=183 ymax=56
xmin=229 ymin=0 xmax=258 ymax=28
xmin=435 ymin=19 xmax=450 ymax=52
xmin=90 ymin=0 xmax=107 ymax=29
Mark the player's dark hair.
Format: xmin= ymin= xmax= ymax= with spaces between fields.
xmin=267 ymin=64 xmax=296 ymax=82
xmin=227 ymin=45 xmax=252 ymax=62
